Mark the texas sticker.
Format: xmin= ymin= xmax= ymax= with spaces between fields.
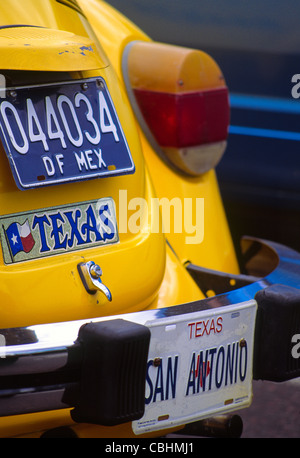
xmin=0 ymin=198 xmax=119 ymax=264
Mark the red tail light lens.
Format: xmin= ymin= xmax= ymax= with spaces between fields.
xmin=133 ymin=87 xmax=229 ymax=148
xmin=123 ymin=41 xmax=230 ymax=176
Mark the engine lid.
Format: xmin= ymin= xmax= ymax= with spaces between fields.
xmin=0 ymin=25 xmax=107 ymax=71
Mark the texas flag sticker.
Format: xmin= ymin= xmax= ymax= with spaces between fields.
xmin=5 ymin=220 xmax=35 ymax=257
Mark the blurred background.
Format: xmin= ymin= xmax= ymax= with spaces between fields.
xmin=106 ymin=0 xmax=300 ymax=255
xmin=105 ymin=1 xmax=300 ymax=437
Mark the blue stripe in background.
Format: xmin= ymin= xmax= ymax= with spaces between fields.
xmin=229 ymin=125 xmax=300 ymax=141
xmin=229 ymin=93 xmax=300 ymax=141
xmin=230 ymin=93 xmax=300 ymax=114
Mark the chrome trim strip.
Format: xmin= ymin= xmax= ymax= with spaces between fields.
xmin=0 ymin=387 xmax=70 ymax=416
xmin=0 ymin=351 xmax=69 ymax=376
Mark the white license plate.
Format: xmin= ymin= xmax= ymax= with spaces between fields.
xmin=132 ymin=300 xmax=257 ymax=435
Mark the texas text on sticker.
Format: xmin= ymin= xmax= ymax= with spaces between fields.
xmin=0 ymin=198 xmax=119 ymax=264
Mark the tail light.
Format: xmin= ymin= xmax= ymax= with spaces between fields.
xmin=122 ymin=41 xmax=230 ymax=176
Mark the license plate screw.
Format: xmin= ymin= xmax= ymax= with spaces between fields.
xmin=9 ymin=90 xmax=17 ymax=99
xmin=96 ymin=79 xmax=104 ymax=89
xmin=239 ymin=338 xmax=246 ymax=348
xmin=153 ymin=357 xmax=162 ymax=367
xmin=81 ymin=82 xmax=89 ymax=91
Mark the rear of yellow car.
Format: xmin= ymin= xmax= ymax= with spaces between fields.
xmin=0 ymin=0 xmax=299 ymax=439
xmin=0 ymin=0 xmax=240 ymax=437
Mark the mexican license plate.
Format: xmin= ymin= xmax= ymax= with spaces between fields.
xmin=0 ymin=77 xmax=135 ymax=189
xmin=132 ymin=300 xmax=257 ymax=435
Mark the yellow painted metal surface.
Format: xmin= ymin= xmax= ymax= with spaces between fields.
xmin=0 ymin=0 xmax=168 ymax=330
xmin=139 ymin=133 xmax=240 ymax=274
xmin=0 ymin=0 xmax=239 ymax=437
xmin=0 ymin=26 xmax=107 ymax=71
xmin=82 ymin=0 xmax=239 ymax=274
xmin=126 ymin=41 xmax=226 ymax=93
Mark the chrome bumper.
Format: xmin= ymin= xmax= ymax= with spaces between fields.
xmin=1 ymin=236 xmax=300 ymax=422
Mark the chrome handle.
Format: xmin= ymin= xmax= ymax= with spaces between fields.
xmin=77 ymin=261 xmax=112 ymax=301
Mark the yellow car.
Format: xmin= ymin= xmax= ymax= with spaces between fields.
xmin=0 ymin=0 xmax=299 ymax=438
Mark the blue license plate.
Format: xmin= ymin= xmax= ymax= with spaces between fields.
xmin=0 ymin=77 xmax=135 ymax=190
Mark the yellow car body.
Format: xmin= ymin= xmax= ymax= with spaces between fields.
xmin=0 ymin=0 xmax=299 ymax=439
